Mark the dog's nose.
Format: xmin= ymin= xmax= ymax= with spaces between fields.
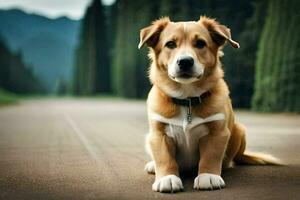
xmin=177 ymin=56 xmax=194 ymax=72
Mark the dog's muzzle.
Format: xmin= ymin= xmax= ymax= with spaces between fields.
xmin=176 ymin=56 xmax=194 ymax=78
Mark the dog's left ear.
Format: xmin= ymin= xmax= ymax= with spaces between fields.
xmin=138 ymin=17 xmax=170 ymax=49
xmin=200 ymin=16 xmax=240 ymax=48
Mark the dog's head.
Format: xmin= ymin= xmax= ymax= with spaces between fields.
xmin=139 ymin=16 xmax=239 ymax=86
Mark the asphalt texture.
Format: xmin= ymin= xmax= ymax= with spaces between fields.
xmin=0 ymin=99 xmax=299 ymax=200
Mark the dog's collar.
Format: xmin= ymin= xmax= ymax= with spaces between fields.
xmin=171 ymin=91 xmax=210 ymax=124
xmin=171 ymin=91 xmax=210 ymax=107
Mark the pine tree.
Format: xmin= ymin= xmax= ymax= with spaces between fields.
xmin=112 ymin=0 xmax=160 ymax=98
xmin=232 ymin=1 xmax=267 ymax=108
xmin=252 ymin=0 xmax=300 ymax=112
xmin=0 ymin=39 xmax=43 ymax=94
xmin=55 ymin=78 xmax=68 ymax=96
xmin=73 ymin=0 xmax=110 ymax=95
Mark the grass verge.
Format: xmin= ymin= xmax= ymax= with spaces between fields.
xmin=0 ymin=90 xmax=18 ymax=105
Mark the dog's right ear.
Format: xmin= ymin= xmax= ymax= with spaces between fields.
xmin=138 ymin=17 xmax=170 ymax=49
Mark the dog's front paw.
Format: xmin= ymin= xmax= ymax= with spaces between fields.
xmin=152 ymin=175 xmax=183 ymax=193
xmin=193 ymin=173 xmax=225 ymax=190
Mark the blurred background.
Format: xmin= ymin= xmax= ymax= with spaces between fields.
xmin=0 ymin=1 xmax=299 ymax=199
xmin=0 ymin=0 xmax=299 ymax=112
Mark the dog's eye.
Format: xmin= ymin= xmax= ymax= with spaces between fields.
xmin=195 ymin=40 xmax=206 ymax=49
xmin=165 ymin=41 xmax=177 ymax=49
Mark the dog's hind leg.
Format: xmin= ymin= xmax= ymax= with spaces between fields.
xmin=223 ymin=122 xmax=246 ymax=168
xmin=144 ymin=161 xmax=155 ymax=174
xmin=227 ymin=122 xmax=281 ymax=165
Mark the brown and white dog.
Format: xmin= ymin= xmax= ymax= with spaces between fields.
xmin=138 ymin=16 xmax=279 ymax=193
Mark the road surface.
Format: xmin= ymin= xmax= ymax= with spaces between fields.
xmin=0 ymin=99 xmax=299 ymax=200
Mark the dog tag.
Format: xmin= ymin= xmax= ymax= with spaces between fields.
xmin=187 ymin=101 xmax=192 ymax=124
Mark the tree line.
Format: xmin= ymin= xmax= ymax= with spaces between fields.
xmin=73 ymin=0 xmax=300 ymax=112
xmin=252 ymin=0 xmax=300 ymax=112
xmin=0 ymin=38 xmax=44 ymax=94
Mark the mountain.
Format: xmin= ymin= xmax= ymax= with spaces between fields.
xmin=0 ymin=9 xmax=81 ymax=92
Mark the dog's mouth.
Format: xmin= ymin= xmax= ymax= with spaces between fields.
xmin=169 ymin=73 xmax=203 ymax=84
xmin=178 ymin=73 xmax=193 ymax=79
xmin=170 ymin=73 xmax=203 ymax=80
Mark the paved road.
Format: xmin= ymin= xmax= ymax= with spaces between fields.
xmin=0 ymin=99 xmax=299 ymax=200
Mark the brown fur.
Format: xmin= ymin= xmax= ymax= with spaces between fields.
xmin=140 ymin=16 xmax=280 ymax=191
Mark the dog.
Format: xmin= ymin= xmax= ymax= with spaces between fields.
xmin=138 ymin=16 xmax=280 ymax=193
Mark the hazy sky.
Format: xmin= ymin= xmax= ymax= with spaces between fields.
xmin=0 ymin=0 xmax=115 ymax=20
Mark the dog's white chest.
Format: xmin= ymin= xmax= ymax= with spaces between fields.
xmin=149 ymin=107 xmax=225 ymax=171
xmin=166 ymin=123 xmax=209 ymax=170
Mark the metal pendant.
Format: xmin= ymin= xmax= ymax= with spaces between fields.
xmin=187 ymin=100 xmax=192 ymax=124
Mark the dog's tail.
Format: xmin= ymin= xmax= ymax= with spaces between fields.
xmin=235 ymin=151 xmax=281 ymax=165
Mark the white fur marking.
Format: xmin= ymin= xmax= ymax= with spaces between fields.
xmin=160 ymin=84 xmax=206 ymax=99
xmin=149 ymin=108 xmax=225 ymax=134
xmin=174 ymin=77 xmax=199 ymax=84
xmin=193 ymin=173 xmax=225 ymax=190
xmin=144 ymin=161 xmax=155 ymax=174
xmin=152 ymin=175 xmax=183 ymax=193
